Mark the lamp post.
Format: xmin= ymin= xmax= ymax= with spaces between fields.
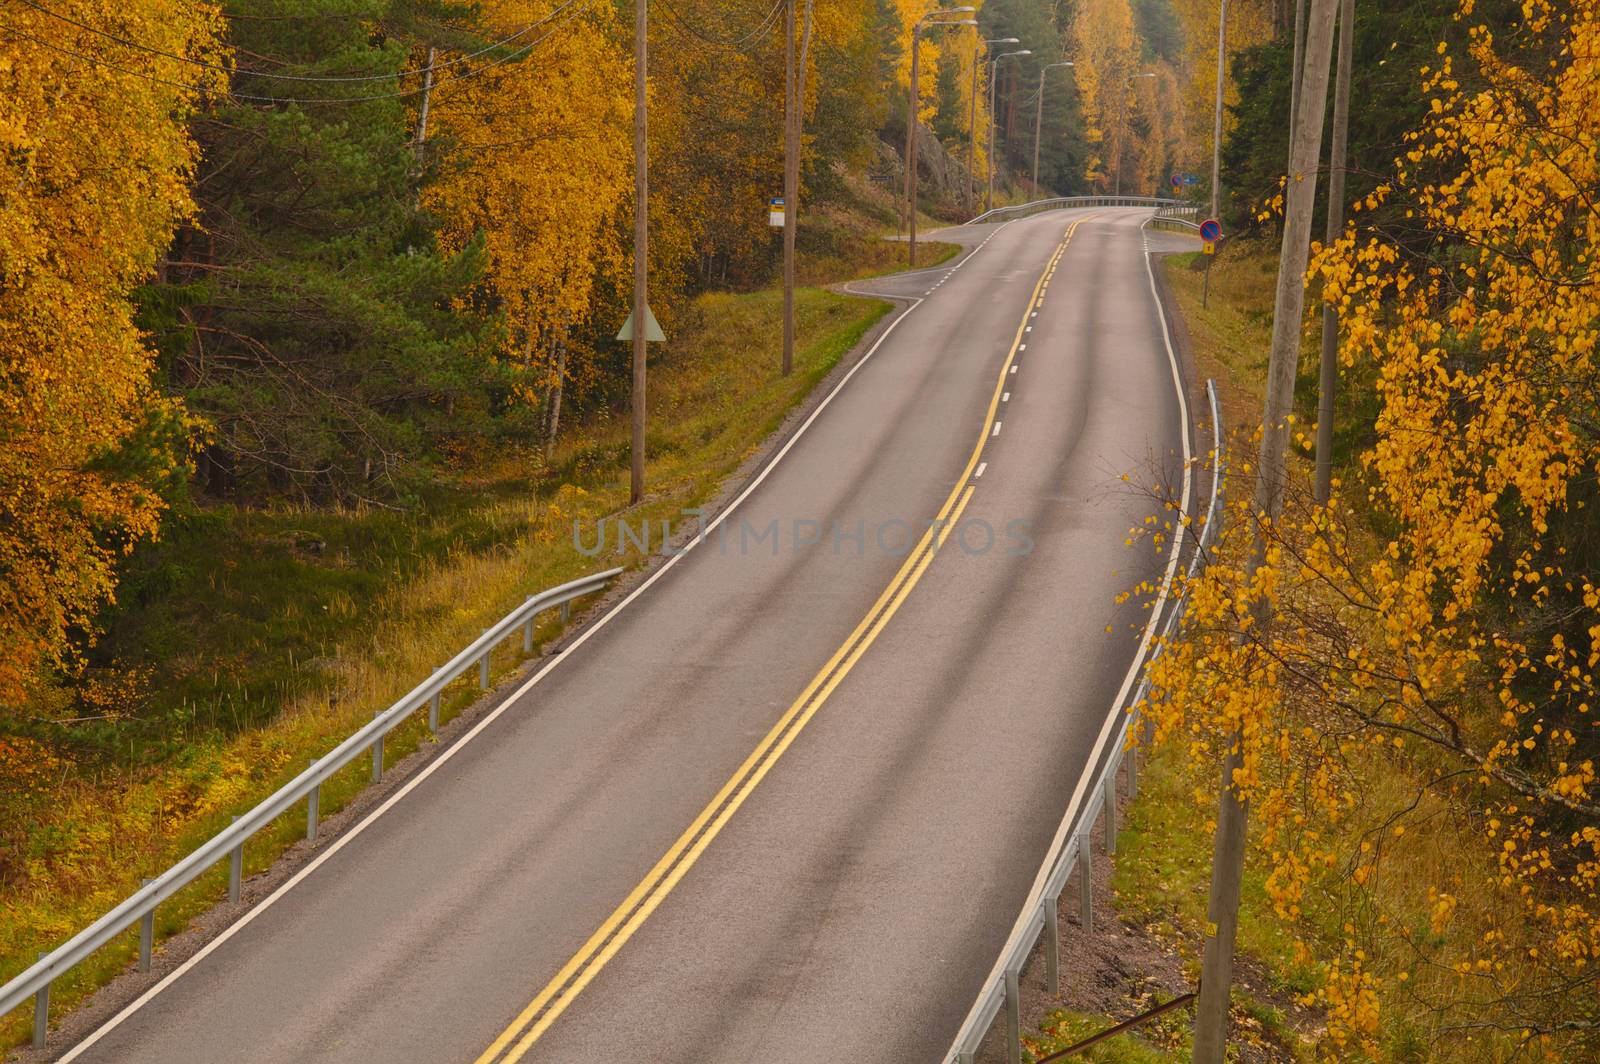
xmin=968 ymin=35 xmax=1018 ymax=215
xmin=985 ymin=48 xmax=1032 ymax=212
xmin=1031 ymin=61 xmax=1074 ymax=193
xmin=1113 ymin=71 xmax=1156 ymax=197
xmin=905 ymin=8 xmax=977 ymax=266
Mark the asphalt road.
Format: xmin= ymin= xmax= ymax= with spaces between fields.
xmin=60 ymin=208 xmax=1194 ymax=1064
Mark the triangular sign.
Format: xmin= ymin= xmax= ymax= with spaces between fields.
xmin=616 ymin=303 xmax=666 ymax=343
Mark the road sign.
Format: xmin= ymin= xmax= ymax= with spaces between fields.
xmin=1171 ymin=174 xmax=1182 ymax=187
xmin=1203 ymin=240 xmax=1216 ymax=255
xmin=769 ymin=197 xmax=786 ymax=228
xmin=1199 ymin=217 xmax=1222 ymax=243
xmin=616 ymin=303 xmax=666 ymax=343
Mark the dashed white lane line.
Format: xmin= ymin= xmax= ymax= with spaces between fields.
xmin=991 ymin=422 xmax=1002 ymax=437
xmin=1019 ymin=344 xmax=1026 ymax=351
xmin=1025 ymin=326 xmax=1032 ymax=333
xmin=1010 ymin=365 xmax=1018 ymax=374
xmin=974 ymin=462 xmax=987 ymax=479
xmin=1002 ymin=392 xmax=1010 ymax=402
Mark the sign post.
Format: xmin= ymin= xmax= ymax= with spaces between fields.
xmin=1199 ymin=217 xmax=1223 ymax=307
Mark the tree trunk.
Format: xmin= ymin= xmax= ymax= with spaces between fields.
xmin=545 ymin=324 xmax=568 ymax=457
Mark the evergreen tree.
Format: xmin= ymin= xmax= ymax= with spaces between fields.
xmin=146 ymin=0 xmax=484 ymax=503
xmin=932 ymin=46 xmax=965 ymax=143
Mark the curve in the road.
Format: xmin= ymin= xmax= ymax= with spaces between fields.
xmin=477 ymin=224 xmax=1084 ymax=1064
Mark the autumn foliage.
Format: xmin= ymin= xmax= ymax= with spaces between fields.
xmin=1144 ymin=0 xmax=1600 ymax=1053
xmin=0 ymin=0 xmax=222 ymax=701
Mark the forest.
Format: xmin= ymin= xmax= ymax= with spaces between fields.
xmin=4 ymin=0 xmax=1599 ymax=1057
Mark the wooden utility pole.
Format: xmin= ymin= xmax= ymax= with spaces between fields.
xmin=1314 ymin=0 xmax=1355 ymax=504
xmin=1287 ymin=0 xmax=1308 ymax=151
xmin=1210 ymin=0 xmax=1228 ymax=221
xmin=782 ymin=0 xmax=814 ymax=377
xmin=1190 ymin=0 xmax=1339 ymax=1059
xmin=630 ymin=0 xmax=648 ymax=505
xmin=783 ymin=0 xmax=797 ymax=376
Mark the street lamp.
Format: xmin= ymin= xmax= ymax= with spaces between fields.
xmin=968 ymin=36 xmax=1018 ymax=214
xmin=1113 ymin=71 xmax=1157 ymax=197
xmin=905 ymin=7 xmax=977 ymax=266
xmin=1031 ymin=61 xmax=1074 ymax=193
xmin=985 ymin=48 xmax=1032 ymax=212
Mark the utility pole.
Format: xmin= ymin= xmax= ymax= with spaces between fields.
xmin=1190 ymin=0 xmax=1339 ymax=1060
xmin=1032 ymin=62 xmax=1074 ymax=193
xmin=1210 ymin=0 xmax=1228 ymax=220
xmin=630 ymin=0 xmax=648 ymax=505
xmin=1287 ymin=0 xmax=1308 ymax=152
xmin=783 ymin=0 xmax=796 ymax=377
xmin=903 ymin=23 xmax=923 ymax=267
xmin=1314 ymin=0 xmax=1355 ymax=504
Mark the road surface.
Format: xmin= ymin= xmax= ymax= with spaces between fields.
xmin=60 ymin=208 xmax=1195 ymax=1063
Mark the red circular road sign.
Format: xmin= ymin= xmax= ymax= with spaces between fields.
xmin=1199 ymin=217 xmax=1222 ymax=242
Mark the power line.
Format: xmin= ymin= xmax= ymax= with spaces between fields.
xmin=9 ymin=0 xmax=579 ymax=83
xmin=655 ymin=0 xmax=783 ymax=53
xmin=0 ymin=0 xmax=596 ymax=106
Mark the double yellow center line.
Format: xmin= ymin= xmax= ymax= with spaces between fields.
xmin=475 ymin=221 xmax=1080 ymax=1064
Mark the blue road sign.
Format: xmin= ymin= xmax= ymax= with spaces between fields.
xmin=1199 ymin=217 xmax=1222 ymax=243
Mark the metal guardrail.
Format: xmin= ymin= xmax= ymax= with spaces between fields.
xmin=3 ymin=566 xmax=623 ymax=1044
xmin=1152 ymin=202 xmax=1201 ymax=221
xmin=1149 ymin=217 xmax=1202 ymax=235
xmin=946 ymin=379 xmax=1225 ymax=1064
xmin=966 ymin=195 xmax=1187 ymax=226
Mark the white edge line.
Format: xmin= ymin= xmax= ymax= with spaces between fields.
xmin=942 ymin=211 xmax=1194 ymax=1061
xmin=60 ymin=225 xmax=1028 ymax=1062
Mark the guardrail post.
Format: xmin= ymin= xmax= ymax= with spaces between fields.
xmin=32 ymin=952 xmax=47 ymax=1050
xmin=1045 ymin=896 xmax=1061 ymax=996
xmin=1128 ymin=738 xmax=1140 ymax=798
xmin=139 ymin=879 xmax=155 ymax=972
xmin=429 ymin=671 xmax=442 ymax=733
xmin=1105 ymin=770 xmax=1118 ymax=855
xmin=371 ymin=711 xmax=384 ymax=782
xmin=479 ymin=636 xmax=491 ymax=689
xmin=957 ymin=1053 xmax=974 ymax=1064
xmin=1078 ymin=832 xmax=1093 ymax=932
xmin=307 ymin=759 xmax=320 ymax=842
xmin=229 ymin=816 xmax=243 ymax=904
xmin=561 ymin=601 xmax=571 ymax=624
xmin=1004 ymin=968 xmax=1022 ymax=1064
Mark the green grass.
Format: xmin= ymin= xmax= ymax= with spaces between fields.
xmin=1 ymin=279 xmax=892 ymax=1048
xmin=1113 ymin=745 xmax=1317 ymax=1001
